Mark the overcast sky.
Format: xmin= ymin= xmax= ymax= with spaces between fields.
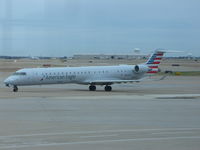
xmin=0 ymin=0 xmax=200 ymax=56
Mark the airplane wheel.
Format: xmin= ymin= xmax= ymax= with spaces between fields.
xmin=13 ymin=85 xmax=18 ymax=92
xmin=89 ymin=85 xmax=96 ymax=91
xmin=105 ymin=85 xmax=112 ymax=92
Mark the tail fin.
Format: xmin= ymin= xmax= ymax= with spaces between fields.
xmin=146 ymin=50 xmax=165 ymax=74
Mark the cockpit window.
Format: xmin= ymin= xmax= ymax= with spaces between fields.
xmin=13 ymin=72 xmax=27 ymax=76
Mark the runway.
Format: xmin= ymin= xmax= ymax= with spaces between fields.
xmin=0 ymin=75 xmax=200 ymax=149
xmin=1 ymin=128 xmax=200 ymax=149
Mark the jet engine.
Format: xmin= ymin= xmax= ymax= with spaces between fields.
xmin=134 ymin=65 xmax=150 ymax=73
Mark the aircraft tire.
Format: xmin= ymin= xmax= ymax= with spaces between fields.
xmin=105 ymin=85 xmax=112 ymax=92
xmin=89 ymin=85 xmax=96 ymax=91
xmin=13 ymin=85 xmax=18 ymax=92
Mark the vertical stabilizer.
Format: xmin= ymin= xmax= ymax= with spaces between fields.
xmin=146 ymin=50 xmax=165 ymax=74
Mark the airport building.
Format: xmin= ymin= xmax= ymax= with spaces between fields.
xmin=73 ymin=49 xmax=148 ymax=60
xmin=73 ymin=54 xmax=148 ymax=60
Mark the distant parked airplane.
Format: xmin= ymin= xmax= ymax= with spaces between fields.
xmin=4 ymin=50 xmax=165 ymax=92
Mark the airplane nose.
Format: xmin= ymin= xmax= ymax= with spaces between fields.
xmin=4 ymin=78 xmax=9 ymax=86
xmin=4 ymin=77 xmax=14 ymax=86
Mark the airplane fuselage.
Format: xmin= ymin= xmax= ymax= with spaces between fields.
xmin=5 ymin=65 xmax=145 ymax=86
xmin=4 ymin=50 xmax=165 ymax=92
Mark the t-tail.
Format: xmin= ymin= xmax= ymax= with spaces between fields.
xmin=146 ymin=50 xmax=165 ymax=74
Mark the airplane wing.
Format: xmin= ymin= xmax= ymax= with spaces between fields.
xmin=82 ymin=75 xmax=167 ymax=85
xmin=83 ymin=79 xmax=144 ymax=85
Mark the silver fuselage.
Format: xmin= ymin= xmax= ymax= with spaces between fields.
xmin=4 ymin=65 xmax=148 ymax=86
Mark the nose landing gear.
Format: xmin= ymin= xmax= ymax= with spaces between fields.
xmin=13 ymin=85 xmax=18 ymax=92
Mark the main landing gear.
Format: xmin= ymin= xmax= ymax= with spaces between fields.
xmin=89 ymin=85 xmax=112 ymax=92
xmin=13 ymin=85 xmax=18 ymax=92
xmin=104 ymin=85 xmax=112 ymax=92
xmin=89 ymin=85 xmax=96 ymax=91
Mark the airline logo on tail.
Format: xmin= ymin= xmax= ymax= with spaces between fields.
xmin=146 ymin=51 xmax=165 ymax=74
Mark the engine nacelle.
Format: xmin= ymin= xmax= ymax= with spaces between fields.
xmin=134 ymin=65 xmax=150 ymax=73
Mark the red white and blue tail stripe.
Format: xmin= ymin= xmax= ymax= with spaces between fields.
xmin=146 ymin=50 xmax=165 ymax=74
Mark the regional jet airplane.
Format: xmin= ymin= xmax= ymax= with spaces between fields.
xmin=4 ymin=50 xmax=165 ymax=92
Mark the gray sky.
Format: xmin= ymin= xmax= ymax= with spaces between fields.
xmin=0 ymin=0 xmax=200 ymax=56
